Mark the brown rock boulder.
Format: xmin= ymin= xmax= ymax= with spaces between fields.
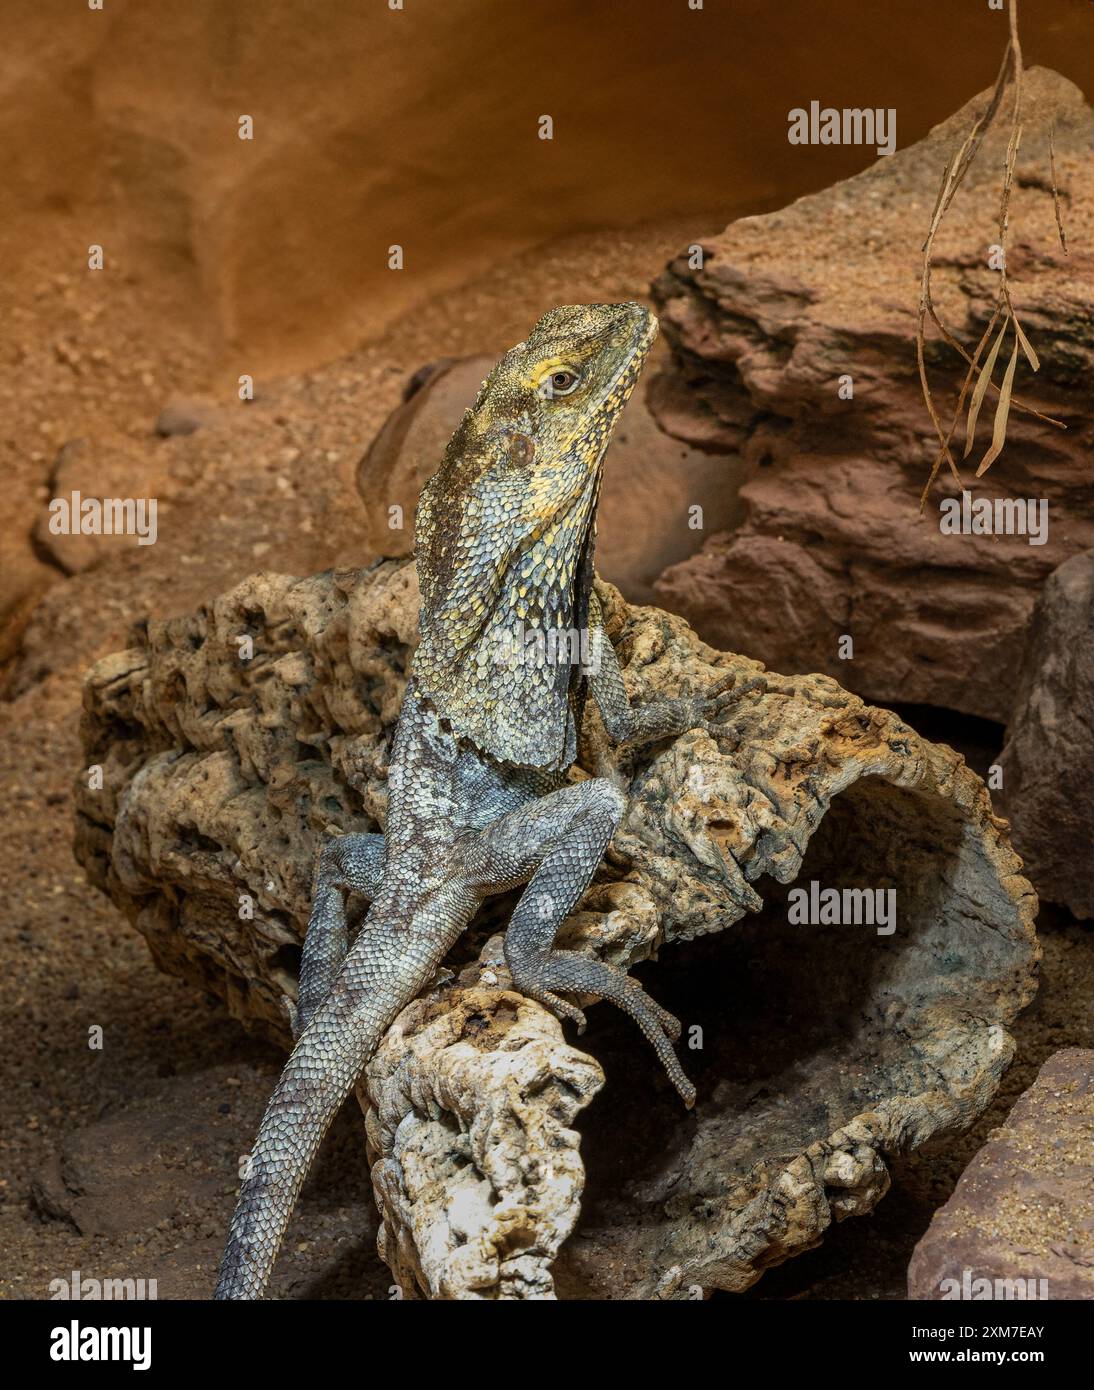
xmin=30 ymin=1070 xmax=235 ymax=1243
xmin=355 ymin=350 xmax=743 ymax=604
xmin=908 ymin=1049 xmax=1094 ymax=1301
xmin=650 ymin=68 xmax=1094 ymax=725
xmin=154 ymin=396 xmax=227 ymax=438
xmin=998 ymin=552 xmax=1094 ymax=920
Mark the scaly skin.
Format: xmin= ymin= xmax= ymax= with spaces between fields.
xmin=214 ymin=303 xmax=748 ymax=1299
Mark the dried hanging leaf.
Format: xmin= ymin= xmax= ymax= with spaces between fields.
xmin=1012 ymin=315 xmax=1040 ymax=372
xmin=917 ymin=0 xmax=1066 ymax=502
xmin=976 ymin=335 xmax=1020 ymax=477
xmin=964 ymin=316 xmax=1010 ymax=458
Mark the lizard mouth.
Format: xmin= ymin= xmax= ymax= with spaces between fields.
xmin=591 ymin=305 xmax=658 ymax=424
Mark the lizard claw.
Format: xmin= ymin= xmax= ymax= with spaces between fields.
xmin=508 ymin=948 xmax=695 ymax=1108
xmin=535 ymin=989 xmax=588 ymax=1034
xmin=698 ymin=672 xmax=767 ymax=732
xmin=623 ymin=975 xmax=682 ymax=1040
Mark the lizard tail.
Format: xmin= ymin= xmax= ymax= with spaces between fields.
xmin=213 ymin=989 xmax=383 ymax=1300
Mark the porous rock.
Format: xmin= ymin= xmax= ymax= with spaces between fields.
xmin=360 ymin=984 xmax=604 ymax=1300
xmin=75 ymin=560 xmax=1038 ymax=1297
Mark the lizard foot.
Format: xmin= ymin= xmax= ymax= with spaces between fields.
xmin=697 ymin=671 xmax=767 ymax=733
xmin=509 ymin=948 xmax=696 ymax=1108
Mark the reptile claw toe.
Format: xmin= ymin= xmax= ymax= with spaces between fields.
xmin=519 ymin=981 xmax=588 ymax=1034
xmin=546 ymin=992 xmax=588 ymax=1034
xmin=623 ymin=976 xmax=681 ymax=1040
xmin=703 ymin=673 xmax=766 ymax=722
xmin=510 ymin=949 xmax=695 ymax=1108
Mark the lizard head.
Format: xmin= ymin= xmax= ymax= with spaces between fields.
xmin=412 ymin=301 xmax=657 ymax=769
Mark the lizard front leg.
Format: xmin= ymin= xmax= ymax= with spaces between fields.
xmin=586 ymin=598 xmax=764 ymax=750
xmin=468 ymin=779 xmax=695 ymax=1107
xmin=291 ymin=832 xmax=385 ymax=1041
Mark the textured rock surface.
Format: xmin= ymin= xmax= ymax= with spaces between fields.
xmin=650 ymin=68 xmax=1094 ymax=725
xmin=33 ymin=435 xmax=179 ymax=576
xmin=999 ymin=552 xmax=1094 ymax=921
xmin=355 ymin=350 xmax=743 ymax=606
xmin=75 ymin=560 xmax=1038 ymax=1298
xmin=908 ymin=1048 xmax=1094 ymax=1301
xmin=360 ymin=985 xmax=603 ymax=1300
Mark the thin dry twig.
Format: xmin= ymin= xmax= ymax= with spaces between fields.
xmin=978 ymin=333 xmax=1020 ymax=477
xmin=919 ymin=304 xmax=1002 ymax=507
xmin=1049 ymin=123 xmax=1070 ymax=255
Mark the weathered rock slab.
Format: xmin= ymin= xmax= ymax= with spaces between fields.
xmin=908 ymin=1049 xmax=1094 ymax=1301
xmin=650 ymin=68 xmax=1094 ymax=725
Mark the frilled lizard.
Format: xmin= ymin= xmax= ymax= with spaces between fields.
xmin=214 ymin=302 xmax=747 ymax=1299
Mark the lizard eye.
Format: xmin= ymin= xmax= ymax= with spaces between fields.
xmin=541 ymin=368 xmax=580 ymax=398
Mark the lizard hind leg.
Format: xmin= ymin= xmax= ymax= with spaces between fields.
xmin=292 ymin=832 xmax=385 ymax=1040
xmin=472 ymin=779 xmax=696 ymax=1109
